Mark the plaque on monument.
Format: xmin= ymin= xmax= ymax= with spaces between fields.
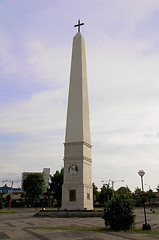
xmin=69 ymin=189 xmax=76 ymax=202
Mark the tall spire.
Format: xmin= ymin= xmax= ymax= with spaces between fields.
xmin=65 ymin=30 xmax=91 ymax=145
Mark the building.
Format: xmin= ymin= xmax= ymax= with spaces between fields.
xmin=22 ymin=168 xmax=50 ymax=192
xmin=0 ymin=184 xmax=21 ymax=194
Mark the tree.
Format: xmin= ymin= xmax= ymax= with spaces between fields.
xmin=102 ymin=193 xmax=135 ymax=230
xmin=156 ymin=184 xmax=159 ymax=192
xmin=23 ymin=173 xmax=44 ymax=206
xmin=116 ymin=186 xmax=131 ymax=196
xmin=134 ymin=187 xmax=142 ymax=195
xmin=49 ymin=168 xmax=63 ymax=206
xmin=146 ymin=189 xmax=156 ymax=204
xmin=133 ymin=187 xmax=153 ymax=206
xmin=93 ymin=182 xmax=99 ymax=205
xmin=133 ymin=187 xmax=142 ymax=206
xmin=99 ymin=184 xmax=113 ymax=204
xmin=0 ymin=197 xmax=4 ymax=209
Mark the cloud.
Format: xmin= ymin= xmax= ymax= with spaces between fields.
xmin=0 ymin=30 xmax=19 ymax=76
xmin=0 ymin=88 xmax=67 ymax=135
xmin=1 ymin=0 xmax=159 ymax=190
xmin=86 ymin=34 xmax=159 ymax=190
xmin=26 ymin=39 xmax=70 ymax=86
xmin=0 ymin=32 xmax=70 ymax=85
xmin=87 ymin=39 xmax=159 ymax=134
xmin=0 ymin=88 xmax=67 ymax=181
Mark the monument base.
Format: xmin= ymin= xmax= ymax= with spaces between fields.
xmin=34 ymin=209 xmax=102 ymax=218
xmin=62 ymin=183 xmax=93 ymax=210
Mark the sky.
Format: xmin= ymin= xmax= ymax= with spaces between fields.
xmin=1 ymin=0 xmax=159 ymax=191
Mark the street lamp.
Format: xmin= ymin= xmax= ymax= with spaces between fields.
xmin=138 ymin=170 xmax=151 ymax=230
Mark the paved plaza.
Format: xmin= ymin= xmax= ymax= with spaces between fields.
xmin=0 ymin=208 xmax=159 ymax=239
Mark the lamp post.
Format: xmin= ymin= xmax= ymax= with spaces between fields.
xmin=138 ymin=170 xmax=151 ymax=230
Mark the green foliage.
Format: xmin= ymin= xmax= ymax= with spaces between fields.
xmin=133 ymin=187 xmax=142 ymax=206
xmin=4 ymin=194 xmax=10 ymax=207
xmin=134 ymin=187 xmax=142 ymax=195
xmin=99 ymin=184 xmax=112 ymax=204
xmin=146 ymin=189 xmax=156 ymax=204
xmin=0 ymin=198 xmax=4 ymax=209
xmin=133 ymin=187 xmax=156 ymax=206
xmin=102 ymin=193 xmax=135 ymax=230
xmin=116 ymin=186 xmax=131 ymax=196
xmin=5 ymin=194 xmax=11 ymax=202
xmin=49 ymin=168 xmax=63 ymax=206
xmin=93 ymin=182 xmax=99 ymax=204
xmin=23 ymin=173 xmax=44 ymax=204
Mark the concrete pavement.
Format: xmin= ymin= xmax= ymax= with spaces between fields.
xmin=0 ymin=208 xmax=159 ymax=239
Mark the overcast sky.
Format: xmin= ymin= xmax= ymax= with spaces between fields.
xmin=1 ymin=0 xmax=159 ymax=191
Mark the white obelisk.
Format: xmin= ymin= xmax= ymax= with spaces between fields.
xmin=61 ymin=20 xmax=93 ymax=210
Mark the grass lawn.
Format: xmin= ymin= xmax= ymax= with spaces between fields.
xmin=0 ymin=209 xmax=18 ymax=213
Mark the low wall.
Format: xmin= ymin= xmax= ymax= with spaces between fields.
xmin=35 ymin=210 xmax=103 ymax=218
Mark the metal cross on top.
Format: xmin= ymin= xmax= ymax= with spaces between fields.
xmin=74 ymin=19 xmax=84 ymax=32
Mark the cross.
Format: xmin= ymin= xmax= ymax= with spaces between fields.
xmin=74 ymin=19 xmax=84 ymax=33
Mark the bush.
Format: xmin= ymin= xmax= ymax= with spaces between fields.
xmin=102 ymin=193 xmax=135 ymax=230
xmin=0 ymin=198 xmax=4 ymax=209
